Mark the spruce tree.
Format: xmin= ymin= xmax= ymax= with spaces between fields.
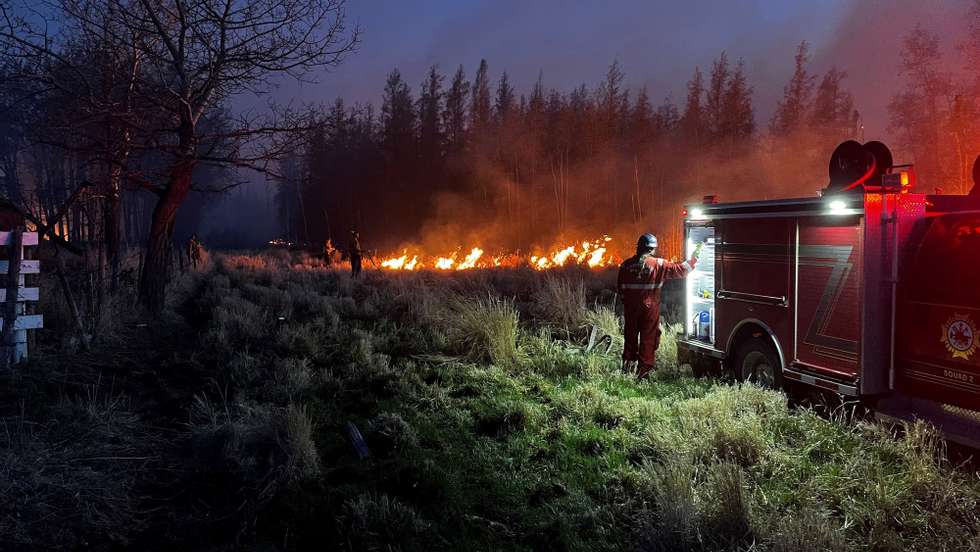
xmin=495 ymin=71 xmax=516 ymax=124
xmin=680 ymin=66 xmax=705 ymax=146
xmin=705 ymin=52 xmax=730 ymax=140
xmin=470 ymin=59 xmax=492 ymax=132
xmin=443 ymin=65 xmax=469 ymax=152
xmin=417 ymin=65 xmax=445 ymax=172
xmin=770 ymin=41 xmax=815 ymax=135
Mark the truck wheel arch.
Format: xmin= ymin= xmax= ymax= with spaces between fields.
xmin=725 ymin=318 xmax=787 ymax=375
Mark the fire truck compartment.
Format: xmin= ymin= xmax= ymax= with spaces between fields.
xmin=686 ymin=224 xmax=716 ymax=345
xmin=895 ymin=209 xmax=980 ymax=411
xmin=677 ymin=194 xmax=926 ymax=396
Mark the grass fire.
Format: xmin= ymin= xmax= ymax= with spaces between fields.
xmin=3 ymin=1 xmax=980 ymax=551
xmin=379 ymin=236 xmax=618 ymax=271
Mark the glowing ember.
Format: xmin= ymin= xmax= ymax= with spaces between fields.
xmin=378 ymin=236 xmax=619 ymax=271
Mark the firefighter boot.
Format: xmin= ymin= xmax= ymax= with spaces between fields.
xmin=636 ymin=363 xmax=656 ymax=380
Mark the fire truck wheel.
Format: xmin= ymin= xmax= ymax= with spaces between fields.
xmin=734 ymin=337 xmax=783 ymax=389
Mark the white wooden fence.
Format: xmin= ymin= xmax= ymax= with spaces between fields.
xmin=0 ymin=230 xmax=42 ymax=362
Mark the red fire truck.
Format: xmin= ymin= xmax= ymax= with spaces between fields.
xmin=677 ymin=141 xmax=980 ymax=445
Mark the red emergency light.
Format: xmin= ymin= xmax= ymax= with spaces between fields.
xmin=879 ymin=167 xmax=915 ymax=193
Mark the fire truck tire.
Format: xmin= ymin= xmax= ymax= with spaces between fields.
xmin=733 ymin=337 xmax=783 ymax=390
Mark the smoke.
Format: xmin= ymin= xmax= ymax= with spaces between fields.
xmin=393 ymin=1 xmax=979 ymax=260
xmin=811 ymin=0 xmax=969 ymax=138
xmin=214 ymin=1 xmax=977 ymax=258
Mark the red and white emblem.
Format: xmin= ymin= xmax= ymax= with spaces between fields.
xmin=942 ymin=314 xmax=978 ymax=360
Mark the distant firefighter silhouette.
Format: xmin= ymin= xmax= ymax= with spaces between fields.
xmin=617 ymin=234 xmax=698 ymax=379
xmin=186 ymin=234 xmax=203 ymax=269
xmin=349 ymin=230 xmax=363 ymax=277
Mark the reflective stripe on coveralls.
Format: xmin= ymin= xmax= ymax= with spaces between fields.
xmin=617 ymin=254 xmax=695 ymax=371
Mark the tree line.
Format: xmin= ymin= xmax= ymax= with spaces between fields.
xmin=285 ymin=49 xmax=861 ymax=258
xmin=288 ymin=2 xmax=980 ymax=260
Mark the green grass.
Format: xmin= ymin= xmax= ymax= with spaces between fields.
xmin=196 ymin=253 xmax=980 ymax=550
xmin=8 ymin=250 xmax=980 ymax=550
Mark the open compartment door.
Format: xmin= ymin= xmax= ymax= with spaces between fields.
xmin=686 ymin=223 xmax=716 ymax=344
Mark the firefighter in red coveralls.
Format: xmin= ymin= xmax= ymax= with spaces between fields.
xmin=618 ymin=233 xmax=698 ymax=379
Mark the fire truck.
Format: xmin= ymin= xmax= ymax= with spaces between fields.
xmin=677 ymin=140 xmax=980 ymax=445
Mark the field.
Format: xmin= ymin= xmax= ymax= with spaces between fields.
xmin=4 ymin=250 xmax=980 ymax=551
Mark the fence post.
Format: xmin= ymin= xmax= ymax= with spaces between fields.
xmin=1 ymin=227 xmax=23 ymax=368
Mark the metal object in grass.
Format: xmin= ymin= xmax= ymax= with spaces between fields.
xmin=346 ymin=421 xmax=371 ymax=459
xmin=585 ymin=324 xmax=614 ymax=355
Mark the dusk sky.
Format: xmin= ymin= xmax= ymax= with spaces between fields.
xmin=270 ymin=0 xmax=969 ymax=137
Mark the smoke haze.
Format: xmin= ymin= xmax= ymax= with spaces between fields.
xmin=214 ymin=0 xmax=974 ymax=254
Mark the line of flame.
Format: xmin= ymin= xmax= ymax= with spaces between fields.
xmin=380 ymin=236 xmax=617 ymax=271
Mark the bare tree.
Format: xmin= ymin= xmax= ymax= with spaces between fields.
xmin=1 ymin=0 xmax=358 ymax=310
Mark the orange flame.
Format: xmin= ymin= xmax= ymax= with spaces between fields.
xmin=379 ymin=236 xmax=619 ymax=271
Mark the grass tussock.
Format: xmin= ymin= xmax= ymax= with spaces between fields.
xmin=446 ymin=294 xmax=520 ymax=366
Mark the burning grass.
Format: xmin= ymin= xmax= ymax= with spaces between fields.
xmin=377 ymin=235 xmax=620 ymax=271
xmin=7 ymin=249 xmax=980 ymax=550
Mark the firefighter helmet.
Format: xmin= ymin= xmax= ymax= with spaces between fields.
xmin=637 ymin=233 xmax=658 ymax=252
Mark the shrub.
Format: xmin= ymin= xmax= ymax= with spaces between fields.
xmin=275 ymin=322 xmax=323 ymax=358
xmin=447 ymin=294 xmax=520 ymax=366
xmin=207 ymin=294 xmax=271 ymax=350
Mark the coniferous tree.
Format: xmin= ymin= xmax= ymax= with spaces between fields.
xmin=721 ymin=58 xmax=755 ymax=142
xmin=381 ymin=69 xmax=417 ymax=231
xmin=494 ymin=72 xmax=516 ymax=124
xmin=655 ymin=96 xmax=680 ymax=133
xmin=888 ymin=26 xmax=953 ymax=190
xmin=598 ymin=60 xmax=627 ymax=137
xmin=470 ymin=59 xmax=492 ymax=133
xmin=443 ymin=65 xmax=470 ymax=152
xmin=809 ymin=68 xmax=859 ymax=140
xmin=417 ymin=65 xmax=445 ymax=175
xmin=770 ymin=41 xmax=815 ymax=136
xmin=629 ymin=86 xmax=654 ymax=150
xmin=705 ymin=52 xmax=730 ymax=141
xmin=680 ymin=67 xmax=706 ymax=147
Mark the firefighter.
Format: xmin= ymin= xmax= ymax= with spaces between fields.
xmin=618 ymin=233 xmax=698 ymax=379
xmin=349 ymin=229 xmax=363 ymax=277
xmin=186 ymin=234 xmax=203 ymax=269
xmin=323 ymin=238 xmax=338 ymax=266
